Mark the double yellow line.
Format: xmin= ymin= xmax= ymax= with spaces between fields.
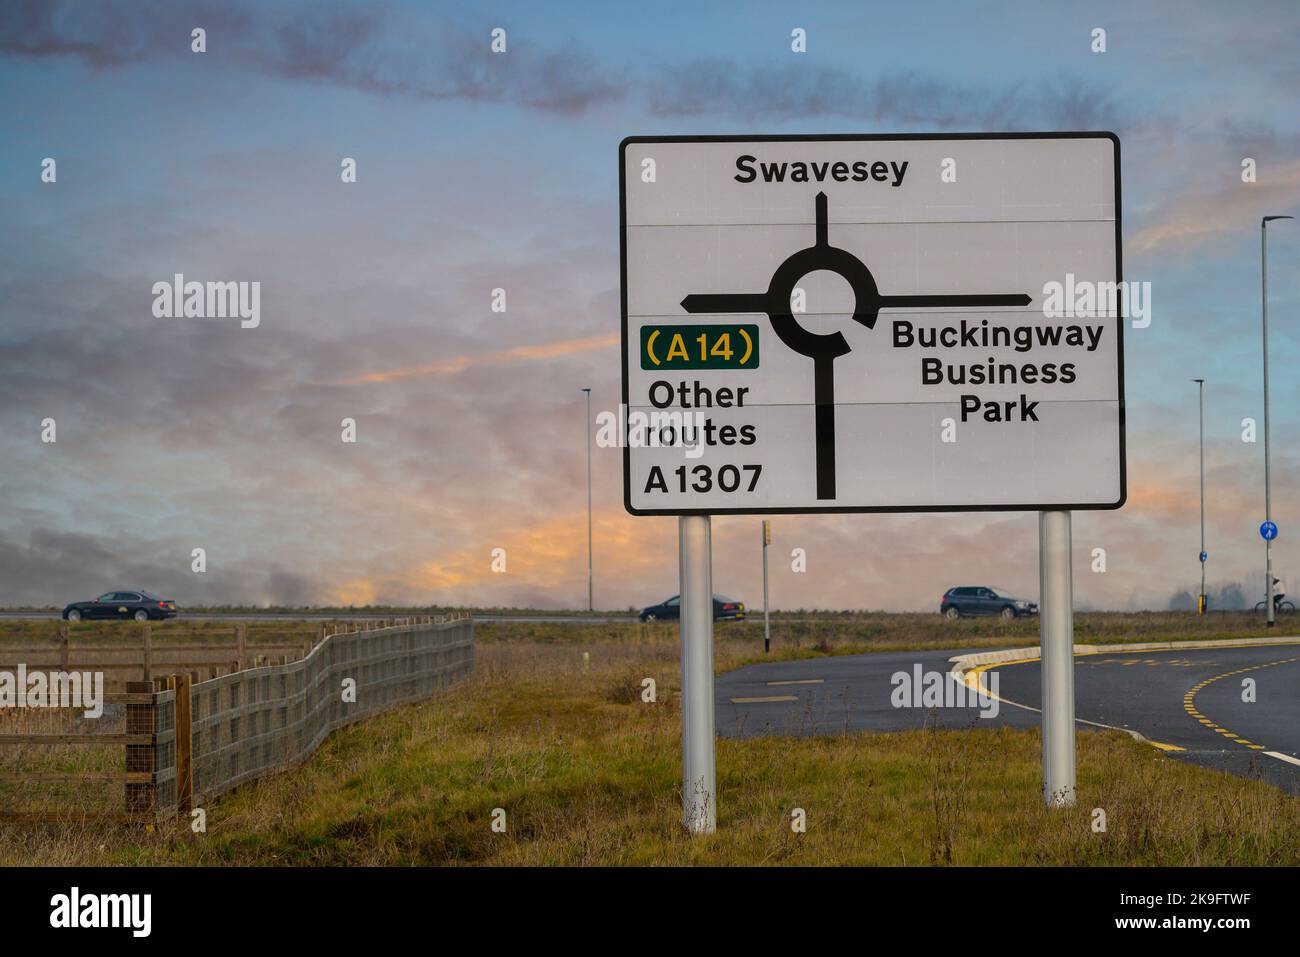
xmin=1182 ymin=656 xmax=1300 ymax=751
xmin=961 ymin=654 xmax=1187 ymax=751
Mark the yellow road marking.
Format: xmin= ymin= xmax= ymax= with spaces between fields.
xmin=1182 ymin=656 xmax=1300 ymax=756
xmin=961 ymin=643 xmax=1300 ymax=756
xmin=963 ymin=657 xmax=1186 ymax=751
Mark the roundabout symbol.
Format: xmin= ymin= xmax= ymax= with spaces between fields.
xmin=680 ymin=191 xmax=1033 ymax=499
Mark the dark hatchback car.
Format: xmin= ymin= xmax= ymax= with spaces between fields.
xmin=63 ymin=590 xmax=178 ymax=622
xmin=639 ymin=594 xmax=745 ymax=622
xmin=940 ymin=586 xmax=1037 ymax=620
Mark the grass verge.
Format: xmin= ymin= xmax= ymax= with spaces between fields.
xmin=2 ymin=631 xmax=1297 ymax=866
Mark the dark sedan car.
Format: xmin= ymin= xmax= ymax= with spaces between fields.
xmin=940 ymin=586 xmax=1037 ymax=620
xmin=63 ymin=590 xmax=178 ymax=622
xmin=639 ymin=594 xmax=745 ymax=622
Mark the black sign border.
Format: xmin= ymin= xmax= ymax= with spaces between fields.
xmin=619 ymin=132 xmax=1126 ymax=516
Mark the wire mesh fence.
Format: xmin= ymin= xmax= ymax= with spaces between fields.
xmin=0 ymin=616 xmax=474 ymax=823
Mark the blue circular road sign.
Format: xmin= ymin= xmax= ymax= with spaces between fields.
xmin=1199 ymin=551 xmax=1208 ymax=563
xmin=1260 ymin=521 xmax=1278 ymax=541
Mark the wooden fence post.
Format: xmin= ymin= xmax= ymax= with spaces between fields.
xmin=173 ymin=673 xmax=193 ymax=817
xmin=236 ymin=623 xmax=247 ymax=671
xmin=141 ymin=623 xmax=152 ymax=681
xmin=124 ymin=680 xmax=156 ymax=819
xmin=58 ymin=622 xmax=69 ymax=671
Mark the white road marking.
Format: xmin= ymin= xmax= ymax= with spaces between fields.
xmin=766 ymin=679 xmax=824 ymax=686
xmin=1264 ymin=751 xmax=1300 ymax=767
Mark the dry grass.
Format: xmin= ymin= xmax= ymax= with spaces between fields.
xmin=480 ymin=611 xmax=1298 ymax=661
xmin=2 ymin=626 xmax=1298 ymax=866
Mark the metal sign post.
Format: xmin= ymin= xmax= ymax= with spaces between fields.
xmin=1260 ymin=216 xmax=1293 ymax=627
xmin=762 ymin=520 xmax=771 ymax=654
xmin=1193 ymin=378 xmax=1206 ymax=615
xmin=1039 ymin=510 xmax=1076 ymax=807
xmin=679 ymin=514 xmax=716 ymax=833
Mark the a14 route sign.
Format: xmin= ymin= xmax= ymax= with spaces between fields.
xmin=620 ymin=133 xmax=1125 ymax=515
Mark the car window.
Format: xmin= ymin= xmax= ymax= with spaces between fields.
xmin=115 ymin=592 xmax=141 ymax=602
xmin=96 ymin=592 xmax=115 ymax=602
xmin=955 ymin=588 xmax=974 ymax=597
xmin=666 ymin=596 xmax=679 ymax=606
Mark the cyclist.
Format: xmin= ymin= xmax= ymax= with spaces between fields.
xmin=1257 ymin=576 xmax=1295 ymax=614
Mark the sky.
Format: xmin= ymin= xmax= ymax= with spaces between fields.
xmin=1 ymin=0 xmax=1298 ymax=611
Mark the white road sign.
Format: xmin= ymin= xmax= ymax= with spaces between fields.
xmin=620 ymin=133 xmax=1125 ymax=515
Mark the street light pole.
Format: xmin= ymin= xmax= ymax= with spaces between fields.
xmin=582 ymin=388 xmax=593 ymax=613
xmin=1262 ymin=216 xmax=1292 ymax=628
xmin=1193 ymin=378 xmax=1205 ymax=614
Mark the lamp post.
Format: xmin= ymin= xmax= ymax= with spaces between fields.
xmin=582 ymin=388 xmax=593 ymax=613
xmin=1192 ymin=378 xmax=1205 ymax=614
xmin=1262 ymin=216 xmax=1293 ymax=628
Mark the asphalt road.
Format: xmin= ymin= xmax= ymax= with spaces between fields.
xmin=717 ymin=641 xmax=1300 ymax=794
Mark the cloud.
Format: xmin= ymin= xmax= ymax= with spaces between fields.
xmin=0 ymin=0 xmax=628 ymax=115
xmin=337 ymin=333 xmax=620 ymax=385
xmin=0 ymin=0 xmax=250 ymax=67
xmin=2 ymin=1 xmax=1131 ymax=129
xmin=1129 ymin=160 xmax=1300 ymax=256
xmin=0 ymin=528 xmax=322 ymax=607
xmin=645 ymin=62 xmax=1127 ymax=131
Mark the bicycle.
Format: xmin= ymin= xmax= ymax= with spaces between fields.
xmin=1254 ymin=595 xmax=1296 ymax=614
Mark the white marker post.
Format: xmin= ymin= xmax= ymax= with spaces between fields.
xmin=679 ymin=514 xmax=716 ymax=833
xmin=1039 ymin=510 xmax=1076 ymax=807
xmin=762 ymin=519 xmax=771 ymax=654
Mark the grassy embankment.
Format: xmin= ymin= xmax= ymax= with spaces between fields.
xmin=2 ymin=614 xmax=1299 ymax=865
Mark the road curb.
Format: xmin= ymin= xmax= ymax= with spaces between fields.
xmin=948 ymin=634 xmax=1300 ymax=676
xmin=947 ymin=636 xmax=1300 ymax=752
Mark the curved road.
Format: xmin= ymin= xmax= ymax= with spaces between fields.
xmin=716 ymin=641 xmax=1300 ymax=794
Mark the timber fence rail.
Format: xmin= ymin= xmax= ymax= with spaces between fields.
xmin=0 ymin=621 xmax=322 ymax=690
xmin=0 ymin=615 xmax=473 ymax=824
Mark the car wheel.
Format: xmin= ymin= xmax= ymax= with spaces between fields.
xmin=66 ymin=609 xmax=81 ymax=622
xmin=133 ymin=609 xmax=149 ymax=622
xmin=644 ymin=613 xmax=656 ymax=622
xmin=944 ymin=607 xmax=960 ymax=620
xmin=1000 ymin=606 xmax=1016 ymax=620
